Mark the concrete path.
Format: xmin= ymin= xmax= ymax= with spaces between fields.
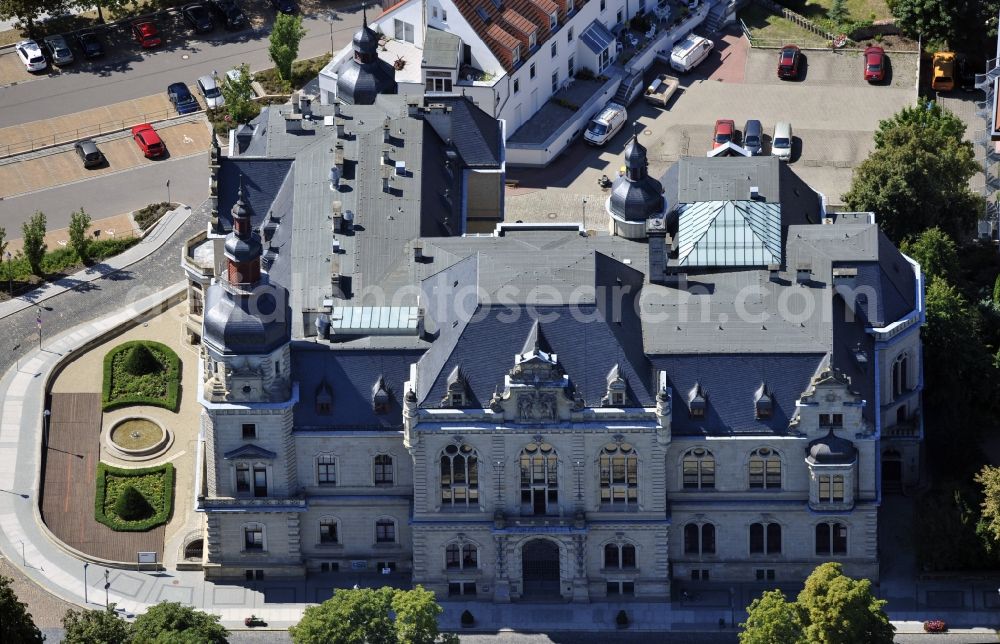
xmin=0 ymin=204 xmax=191 ymax=320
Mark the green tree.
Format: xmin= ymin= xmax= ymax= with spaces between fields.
xmin=0 ymin=225 xmax=8 ymax=293
xmin=131 ymin=601 xmax=227 ymax=644
xmin=828 ymin=0 xmax=848 ymax=25
xmin=739 ymin=589 xmax=804 ymax=644
xmin=290 ymin=586 xmax=457 ymax=644
xmin=114 ymin=484 xmax=154 ymax=520
xmin=843 ymin=122 xmax=982 ymax=243
xmin=0 ymin=574 xmax=43 ymax=644
xmin=221 ymin=63 xmax=260 ymax=125
xmin=993 ymin=274 xmax=1000 ymax=306
xmin=124 ymin=344 xmax=161 ymax=376
xmin=68 ymin=207 xmax=92 ymax=263
xmin=976 ymin=465 xmax=1000 ymax=542
xmin=888 ymin=0 xmax=999 ymax=48
xmin=797 ymin=562 xmax=894 ymax=644
xmin=0 ymin=0 xmax=72 ymax=36
xmin=873 ymin=101 xmax=967 ymax=150
xmin=62 ymin=604 xmax=132 ymax=644
xmin=269 ymin=12 xmax=307 ymax=83
xmin=899 ymin=227 xmax=958 ymax=281
xmin=21 ymin=211 xmax=47 ymax=276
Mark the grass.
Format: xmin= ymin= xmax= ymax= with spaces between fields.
xmin=102 ymin=340 xmax=181 ymax=412
xmin=740 ymin=4 xmax=831 ymax=46
xmin=95 ymin=462 xmax=175 ymax=532
xmin=1 ymin=236 xmax=140 ymax=294
xmin=133 ymin=202 xmax=175 ymax=231
xmin=255 ymin=53 xmax=333 ymax=95
xmin=777 ymin=0 xmax=892 ymax=23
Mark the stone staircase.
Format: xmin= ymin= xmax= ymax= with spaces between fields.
xmin=706 ymin=0 xmax=730 ymax=32
xmin=613 ymin=70 xmax=644 ymax=107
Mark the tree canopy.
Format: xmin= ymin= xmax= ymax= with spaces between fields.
xmin=899 ymin=227 xmax=959 ymax=282
xmin=0 ymin=575 xmax=42 ymax=644
xmin=221 ymin=63 xmax=260 ymax=125
xmin=290 ymin=586 xmax=458 ymax=644
xmin=873 ymin=101 xmax=967 ymax=150
xmin=741 ymin=563 xmax=893 ymax=644
xmin=269 ymin=12 xmax=307 ymax=83
xmin=130 ymin=602 xmax=227 ymax=644
xmin=62 ymin=604 xmax=132 ymax=644
xmin=889 ymin=0 xmax=999 ymax=49
xmin=843 ymin=106 xmax=982 ymax=243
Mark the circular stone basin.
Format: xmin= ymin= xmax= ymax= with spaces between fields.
xmin=108 ymin=417 xmax=169 ymax=457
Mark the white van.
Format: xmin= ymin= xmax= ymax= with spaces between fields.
xmin=669 ymin=34 xmax=713 ymax=73
xmin=772 ymin=121 xmax=792 ymax=161
xmin=584 ymin=102 xmax=627 ymax=146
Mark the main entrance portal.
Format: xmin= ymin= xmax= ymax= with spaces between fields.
xmin=521 ymin=539 xmax=560 ymax=598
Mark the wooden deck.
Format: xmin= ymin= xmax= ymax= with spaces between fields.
xmin=40 ymin=393 xmax=164 ymax=563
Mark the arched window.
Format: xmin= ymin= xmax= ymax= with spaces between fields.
xmin=682 ymin=448 xmax=715 ymax=489
xmin=599 ymin=442 xmax=638 ymax=506
xmin=316 ymin=454 xmax=336 ymax=486
xmin=374 ymin=454 xmax=393 ymax=485
xmin=815 ymin=522 xmax=848 ymax=555
xmin=749 ymin=522 xmax=781 ymax=554
xmin=684 ymin=522 xmax=716 ymax=555
xmin=440 ymin=444 xmax=479 ymax=507
xmin=375 ymin=518 xmax=396 ymax=543
xmin=445 ymin=543 xmax=478 ymax=569
xmin=520 ymin=442 xmax=558 ymax=515
xmin=319 ymin=518 xmax=339 ymax=544
xmin=892 ymin=353 xmax=909 ymax=398
xmin=243 ymin=522 xmax=265 ymax=552
xmin=749 ymin=448 xmax=781 ymax=490
xmin=603 ymin=542 xmax=636 ymax=569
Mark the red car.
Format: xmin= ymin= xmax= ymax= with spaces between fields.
xmin=777 ymin=44 xmax=800 ymax=79
xmin=131 ymin=123 xmax=166 ymax=158
xmin=712 ymin=119 xmax=736 ymax=149
xmin=132 ymin=20 xmax=162 ymax=49
xmin=864 ymin=45 xmax=885 ymax=82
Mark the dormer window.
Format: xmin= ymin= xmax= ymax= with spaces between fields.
xmin=603 ymin=363 xmax=628 ymax=407
xmin=443 ymin=365 xmax=468 ymax=408
xmin=688 ymin=382 xmax=706 ymax=419
xmin=754 ymin=383 xmax=772 ymax=420
xmin=550 ymin=12 xmax=557 ymax=30
xmin=512 ymin=44 xmax=521 ymax=64
xmin=316 ymin=379 xmax=333 ymax=416
xmin=529 ymin=30 xmax=537 ymax=49
xmin=373 ymin=376 xmax=389 ymax=415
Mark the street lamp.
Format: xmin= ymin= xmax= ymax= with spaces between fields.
xmin=84 ymin=562 xmax=89 ymax=605
xmin=5 ymin=251 xmax=11 ymax=295
xmin=104 ymin=569 xmax=110 ymax=608
xmin=43 ymin=410 xmax=51 ymax=449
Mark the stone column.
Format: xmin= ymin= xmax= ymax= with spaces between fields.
xmin=492 ymin=534 xmax=510 ymax=603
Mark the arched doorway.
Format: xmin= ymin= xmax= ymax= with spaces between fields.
xmin=882 ymin=449 xmax=902 ymax=490
xmin=184 ymin=538 xmax=203 ymax=560
xmin=521 ymin=539 xmax=560 ymax=598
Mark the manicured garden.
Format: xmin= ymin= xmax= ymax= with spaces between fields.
xmin=102 ymin=341 xmax=181 ymax=412
xmin=95 ymin=462 xmax=175 ymax=531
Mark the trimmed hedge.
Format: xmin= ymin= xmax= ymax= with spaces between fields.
xmin=102 ymin=340 xmax=181 ymax=412
xmin=95 ymin=462 xmax=175 ymax=532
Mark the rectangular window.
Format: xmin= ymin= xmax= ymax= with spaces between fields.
xmin=530 ymin=63 xmax=536 ymax=79
xmin=819 ymin=413 xmax=843 ymax=427
xmin=513 ymin=78 xmax=520 ymax=94
xmin=568 ymin=27 xmax=574 ymax=42
xmin=819 ymin=475 xmax=831 ymax=502
xmin=755 ymin=569 xmax=775 ymax=581
xmin=319 ymin=520 xmax=338 ymax=544
xmin=377 ymin=561 xmax=397 ymax=571
xmin=551 ymin=71 xmax=558 ymax=93
xmin=317 ymin=455 xmax=336 ymax=486
xmin=833 ymin=475 xmax=845 ymax=503
xmin=567 ymin=55 xmax=574 ymax=78
xmin=550 ymin=41 xmax=557 ymax=58
xmin=253 ymin=466 xmax=267 ymax=498
xmin=606 ymin=581 xmax=634 ymax=596
xmin=442 ymin=9 xmax=447 ymax=21
xmin=374 ymin=454 xmax=393 ymax=485
xmin=600 ymin=0 xmax=606 ymax=10
xmin=433 ymin=6 xmax=437 ymax=18
xmin=394 ymin=19 xmax=415 ymax=43
xmin=425 ymin=71 xmax=453 ymax=93
xmin=376 ymin=521 xmax=396 ymax=543
xmin=235 ymin=463 xmax=250 ymax=493
xmin=448 ymin=582 xmax=477 ymax=596
xmin=242 ymin=423 xmax=256 ymax=439
xmin=244 ymin=526 xmax=263 ymax=551
xmin=616 ymin=9 xmax=623 ymax=24
xmin=833 ymin=524 xmax=848 ymax=554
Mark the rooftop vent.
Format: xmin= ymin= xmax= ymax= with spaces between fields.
xmin=768 ymin=263 xmax=780 ymax=283
xmin=796 ymin=264 xmax=812 ymax=285
xmin=749 ymin=186 xmax=760 ymax=200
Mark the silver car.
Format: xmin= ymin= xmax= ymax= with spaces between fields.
xmin=197 ymin=74 xmax=225 ymax=109
xmin=43 ymin=35 xmax=74 ymax=66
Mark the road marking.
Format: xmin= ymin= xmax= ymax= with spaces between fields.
xmin=183 ymin=135 xmax=193 ymax=144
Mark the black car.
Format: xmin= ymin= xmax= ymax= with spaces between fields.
xmin=182 ymin=3 xmax=215 ymax=33
xmin=74 ymin=140 xmax=105 ymax=168
xmin=75 ymin=30 xmax=104 ymax=59
xmin=955 ymin=53 xmax=978 ymax=91
xmin=167 ymin=82 xmax=200 ymax=114
xmin=208 ymin=0 xmax=248 ymax=30
xmin=270 ymin=0 xmax=296 ymax=14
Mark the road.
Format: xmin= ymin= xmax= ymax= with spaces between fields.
xmin=0 ymin=6 xmax=359 ymax=128
xmin=0 ymin=151 xmax=207 ymax=232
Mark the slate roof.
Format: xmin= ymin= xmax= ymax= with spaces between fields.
xmin=422 ymin=96 xmax=503 ymax=167
xmin=650 ymin=354 xmax=827 ymax=435
xmin=217 ymin=158 xmax=294 ymax=230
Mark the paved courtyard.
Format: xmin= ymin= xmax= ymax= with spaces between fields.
xmin=507 ymin=30 xmax=920 ymax=221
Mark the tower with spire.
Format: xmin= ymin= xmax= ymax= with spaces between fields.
xmin=607 ymin=130 xmax=667 ymax=239
xmin=336 ymin=5 xmax=398 ymax=105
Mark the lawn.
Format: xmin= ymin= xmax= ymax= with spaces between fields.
xmin=102 ymin=340 xmax=181 ymax=412
xmin=739 ymin=4 xmax=831 ymax=46
xmin=255 ymin=53 xmax=334 ymax=95
xmin=777 ymin=0 xmax=893 ymax=23
xmin=95 ymin=462 xmax=175 ymax=532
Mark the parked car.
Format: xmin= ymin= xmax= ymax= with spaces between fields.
xmin=75 ymin=31 xmax=105 ymax=59
xmin=743 ymin=119 xmax=763 ymax=156
xmin=197 ymin=74 xmax=225 ymax=109
xmin=931 ymin=51 xmax=956 ymax=91
xmin=225 ymin=66 xmax=252 ymax=84
xmin=74 ymin=139 xmax=105 ymax=168
xmin=15 ymin=40 xmax=47 ymax=72
xmin=863 ymin=45 xmax=885 ymax=82
xmin=270 ymin=0 xmax=296 ymax=13
xmin=712 ymin=119 xmax=737 ymax=149
xmin=131 ymin=123 xmax=166 ymax=158
xmin=42 ymin=35 xmax=74 ymax=66
xmin=955 ymin=53 xmax=977 ymax=91
xmin=777 ymin=44 xmax=800 ymax=79
xmin=772 ymin=121 xmax=792 ymax=161
xmin=669 ymin=34 xmax=713 ymax=73
xmin=208 ymin=0 xmax=248 ymax=30
xmin=584 ymin=102 xmax=627 ymax=146
xmin=167 ymin=82 xmax=200 ymax=114
xmin=182 ymin=3 xmax=216 ymax=33
xmin=644 ymin=73 xmax=679 ymax=108
xmin=132 ymin=20 xmax=162 ymax=49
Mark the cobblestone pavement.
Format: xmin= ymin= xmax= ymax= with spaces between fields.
xmin=0 ymin=555 xmax=76 ymax=629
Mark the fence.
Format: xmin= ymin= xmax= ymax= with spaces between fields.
xmin=739 ymin=19 xmax=828 ymax=49
xmin=0 ymin=106 xmax=196 ymax=158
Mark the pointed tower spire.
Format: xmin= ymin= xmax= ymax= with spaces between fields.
xmin=224 ymin=177 xmax=263 ymax=286
xmin=520 ymin=319 xmax=542 ymax=356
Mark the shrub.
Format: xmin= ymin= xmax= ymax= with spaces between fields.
xmin=123 ymin=344 xmax=161 ymax=376
xmin=461 ymin=610 xmax=475 ymax=626
xmin=133 ymin=202 xmax=173 ymax=231
xmin=113 ymin=484 xmax=154 ymax=520
xmin=102 ymin=341 xmax=181 ymax=412
xmin=95 ymin=462 xmax=175 ymax=531
xmin=923 ymin=619 xmax=946 ymax=633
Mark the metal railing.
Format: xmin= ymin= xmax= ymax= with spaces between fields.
xmin=0 ymin=106 xmax=198 ymax=158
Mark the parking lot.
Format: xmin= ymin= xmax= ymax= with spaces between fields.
xmin=0 ymin=119 xmax=211 ymax=199
xmin=507 ymin=31 xmax=920 ymax=220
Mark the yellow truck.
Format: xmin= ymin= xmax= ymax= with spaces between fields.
xmin=931 ymin=51 xmax=956 ymax=92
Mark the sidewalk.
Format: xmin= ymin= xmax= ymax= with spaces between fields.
xmin=0 ymin=204 xmax=191 ymax=320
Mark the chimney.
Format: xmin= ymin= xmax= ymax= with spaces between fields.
xmin=383 ymin=117 xmax=391 ymax=143
xmin=646 ymin=218 xmax=667 ymax=283
xmin=413 ymin=244 xmax=424 ymax=262
xmin=335 ymin=141 xmax=344 ymax=169
xmin=336 ymin=118 xmax=345 ymax=138
xmin=749 ymin=186 xmax=760 ymax=200
xmin=299 ymin=93 xmax=312 ymax=118
xmin=291 ymin=91 xmax=301 ymax=114
xmin=768 ymin=263 xmax=780 ymax=283
xmin=332 ymin=200 xmax=343 ymax=233
xmin=382 ymin=164 xmax=392 ymax=192
xmin=796 ymin=263 xmax=812 ymax=285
